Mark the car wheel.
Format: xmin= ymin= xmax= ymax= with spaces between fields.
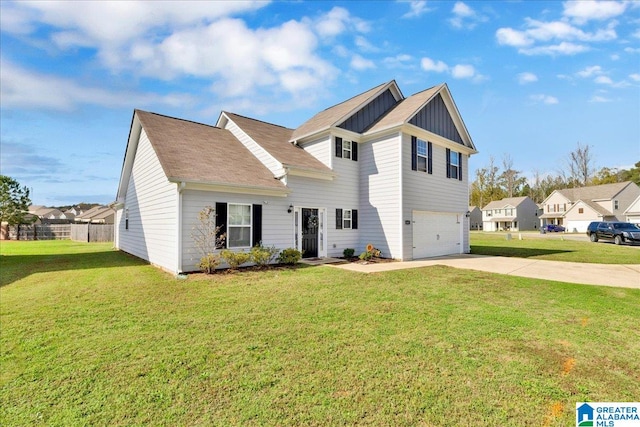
xmin=614 ymin=235 xmax=623 ymax=245
xmin=589 ymin=233 xmax=598 ymax=242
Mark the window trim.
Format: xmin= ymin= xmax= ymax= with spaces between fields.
xmin=227 ymin=203 xmax=252 ymax=248
xmin=343 ymin=209 xmax=352 ymax=229
xmin=342 ymin=140 xmax=352 ymax=160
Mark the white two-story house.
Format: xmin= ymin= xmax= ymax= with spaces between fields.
xmin=540 ymin=181 xmax=640 ymax=232
xmin=113 ymin=81 xmax=478 ymax=273
xmin=481 ymin=196 xmax=539 ymax=232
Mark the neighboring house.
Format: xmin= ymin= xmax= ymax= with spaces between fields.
xmin=468 ymin=206 xmax=482 ymax=230
xmin=28 ymin=206 xmax=69 ymax=224
xmin=624 ymin=195 xmax=640 ymax=224
xmin=540 ymin=181 xmax=640 ymax=232
xmin=113 ymin=81 xmax=478 ymax=274
xmin=481 ymin=196 xmax=539 ymax=232
xmin=75 ymin=206 xmax=115 ymax=224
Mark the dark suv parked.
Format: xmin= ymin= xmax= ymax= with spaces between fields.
xmin=586 ymin=221 xmax=640 ymax=245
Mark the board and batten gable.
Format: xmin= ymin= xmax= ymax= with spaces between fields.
xmin=358 ymin=132 xmax=403 ymax=259
xmin=338 ymin=89 xmax=399 ymax=134
xmin=116 ymin=128 xmax=179 ymax=273
xmin=401 ymin=132 xmax=469 ymax=259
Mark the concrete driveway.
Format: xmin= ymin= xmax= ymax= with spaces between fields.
xmin=331 ymin=254 xmax=640 ymax=289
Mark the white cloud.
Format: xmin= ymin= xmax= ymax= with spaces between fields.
xmin=449 ymin=1 xmax=487 ymax=30
xmin=563 ymin=1 xmax=627 ymax=24
xmin=576 ymin=65 xmax=604 ymax=78
xmin=421 ymin=57 xmax=448 ymax=72
xmin=589 ymin=95 xmax=612 ymax=103
xmin=624 ymin=47 xmax=640 ymax=54
xmin=314 ymin=6 xmax=369 ymax=38
xmin=594 ymin=75 xmax=613 ymax=85
xmin=496 ymin=28 xmax=533 ymax=47
xmin=517 ymin=72 xmax=538 ymax=84
xmin=451 ymin=64 xmax=475 ymax=79
xmin=355 ymin=35 xmax=379 ymax=52
xmin=519 ymin=41 xmax=590 ymax=56
xmin=610 ymin=54 xmax=620 ymax=60
xmin=0 ymin=59 xmax=190 ymax=110
xmin=629 ymin=73 xmax=640 ymax=82
xmin=421 ymin=57 xmax=485 ymax=81
xmin=383 ymin=54 xmax=414 ymax=68
xmin=402 ymin=1 xmax=433 ymax=19
xmin=496 ymin=13 xmax=618 ymax=56
xmin=530 ymin=94 xmax=559 ymax=105
xmin=350 ymin=54 xmax=375 ymax=70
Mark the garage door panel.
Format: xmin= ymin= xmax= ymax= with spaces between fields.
xmin=413 ymin=211 xmax=461 ymax=259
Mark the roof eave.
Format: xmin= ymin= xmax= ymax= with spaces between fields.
xmin=168 ymin=178 xmax=291 ymax=197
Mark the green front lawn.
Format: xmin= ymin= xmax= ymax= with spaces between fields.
xmin=2 ymin=241 xmax=639 ymax=426
xmin=471 ymin=232 xmax=640 ymax=264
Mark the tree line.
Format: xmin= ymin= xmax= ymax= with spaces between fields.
xmin=470 ymin=143 xmax=640 ymax=207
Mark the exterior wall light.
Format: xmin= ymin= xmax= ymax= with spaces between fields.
xmin=288 ymin=204 xmax=293 ymax=213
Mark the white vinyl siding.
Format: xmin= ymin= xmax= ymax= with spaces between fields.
xmin=223 ymin=117 xmax=283 ymax=176
xmin=116 ymin=129 xmax=178 ymax=272
xmin=301 ymin=136 xmax=332 ymax=168
xmin=359 ymin=132 xmax=402 ymax=259
xmin=402 ymin=133 xmax=469 ymax=258
xmin=180 ymin=191 xmax=292 ymax=272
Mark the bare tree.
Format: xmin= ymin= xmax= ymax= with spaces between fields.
xmin=499 ymin=154 xmax=526 ymax=198
xmin=566 ymin=142 xmax=596 ymax=187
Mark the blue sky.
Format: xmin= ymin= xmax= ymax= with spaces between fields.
xmin=1 ymin=0 xmax=638 ymax=206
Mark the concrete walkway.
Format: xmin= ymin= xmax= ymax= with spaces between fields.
xmin=329 ymin=254 xmax=640 ymax=289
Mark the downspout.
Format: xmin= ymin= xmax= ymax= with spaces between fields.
xmin=177 ymin=182 xmax=186 ymax=274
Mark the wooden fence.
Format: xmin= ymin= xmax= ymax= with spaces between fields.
xmin=70 ymin=224 xmax=114 ymax=242
xmin=3 ymin=224 xmax=113 ymax=242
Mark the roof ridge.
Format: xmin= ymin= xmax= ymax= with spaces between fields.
xmin=135 ymin=109 xmax=221 ymax=131
xmin=223 ymin=111 xmax=293 ymax=131
xmin=317 ymin=80 xmax=393 ymax=113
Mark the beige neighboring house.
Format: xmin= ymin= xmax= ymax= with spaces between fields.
xmin=481 ymin=196 xmax=539 ymax=232
xmin=468 ymin=205 xmax=482 ymax=230
xmin=75 ymin=206 xmax=115 ymax=224
xmin=623 ymin=195 xmax=640 ymax=224
xmin=540 ymin=181 xmax=640 ymax=232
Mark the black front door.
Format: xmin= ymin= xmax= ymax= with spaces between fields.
xmin=301 ymin=208 xmax=319 ymax=258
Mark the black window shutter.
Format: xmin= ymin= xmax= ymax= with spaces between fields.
xmin=446 ymin=148 xmax=451 ymax=178
xmin=352 ymin=142 xmax=358 ymax=161
xmin=428 ymin=141 xmax=433 ymax=174
xmin=352 ymin=209 xmax=358 ymax=230
xmin=458 ymin=152 xmax=463 ymax=181
xmin=335 ymin=137 xmax=343 ymax=158
xmin=336 ymin=208 xmax=343 ymax=229
xmin=215 ymin=202 xmax=227 ymax=249
xmin=252 ymin=204 xmax=262 ymax=246
xmin=411 ymin=136 xmax=417 ymax=171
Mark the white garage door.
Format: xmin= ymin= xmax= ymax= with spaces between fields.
xmin=413 ymin=211 xmax=461 ymax=259
xmin=566 ymin=220 xmax=592 ymax=233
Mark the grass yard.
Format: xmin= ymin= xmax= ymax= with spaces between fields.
xmin=1 ymin=241 xmax=639 ymax=426
xmin=471 ymin=231 xmax=640 ymax=264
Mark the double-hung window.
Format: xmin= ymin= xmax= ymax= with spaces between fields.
xmin=411 ymin=136 xmax=432 ymax=173
xmin=416 ymin=139 xmax=428 ymax=172
xmin=343 ymin=140 xmax=352 ymax=159
xmin=228 ymin=204 xmax=251 ymax=248
xmin=446 ymin=148 xmax=462 ymax=180
xmin=343 ymin=209 xmax=352 ymax=229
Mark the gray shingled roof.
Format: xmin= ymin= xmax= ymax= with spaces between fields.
xmin=224 ymin=112 xmax=331 ymax=173
xmin=364 ymin=85 xmax=442 ymax=134
xmin=290 ymin=81 xmax=392 ymax=141
xmin=557 ymin=181 xmax=633 ymax=201
xmin=482 ymin=196 xmax=530 ymax=210
xmin=136 ymin=110 xmax=285 ymax=190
